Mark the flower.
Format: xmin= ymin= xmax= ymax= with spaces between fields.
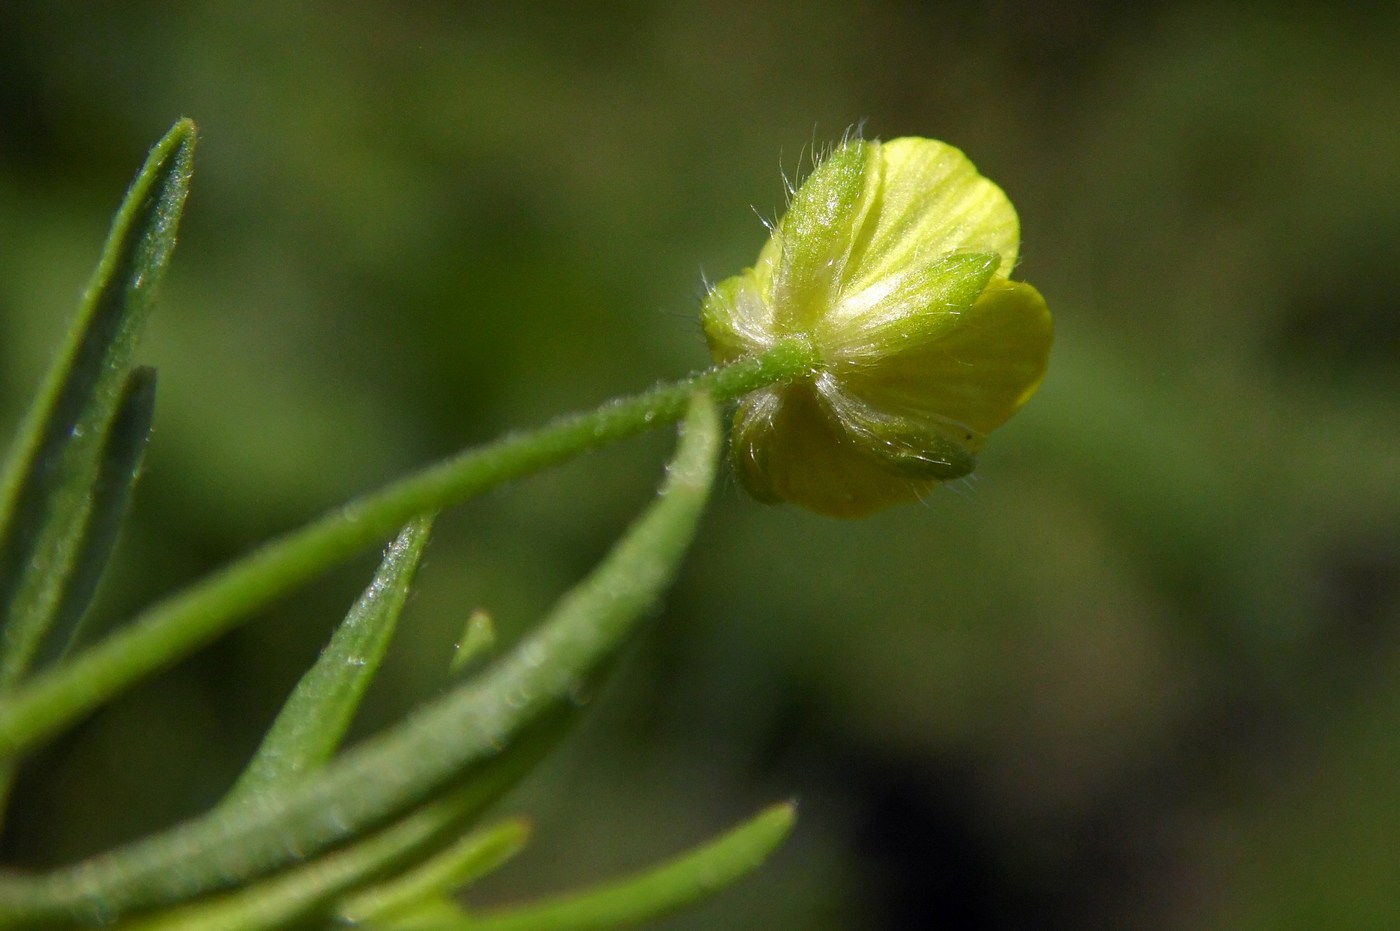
xmin=702 ymin=136 xmax=1053 ymax=518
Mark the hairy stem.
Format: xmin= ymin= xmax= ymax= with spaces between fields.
xmin=0 ymin=337 xmax=816 ymax=761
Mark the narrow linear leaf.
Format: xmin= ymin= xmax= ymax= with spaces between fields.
xmin=109 ymin=782 xmax=518 ymax=931
xmin=0 ymin=369 xmax=156 ymax=822
xmin=221 ymin=515 xmax=435 ymax=807
xmin=449 ymin=803 xmax=797 ymax=931
xmin=33 ymin=366 xmax=157 ymax=670
xmin=0 ymin=120 xmax=194 ymax=691
xmin=363 ymin=900 xmax=471 ymax=929
xmin=450 ymin=610 xmax=496 ymax=674
xmin=0 ymin=395 xmax=721 ymax=927
xmin=336 ymin=817 xmax=530 ymax=925
xmin=0 ymin=337 xmax=813 ymax=764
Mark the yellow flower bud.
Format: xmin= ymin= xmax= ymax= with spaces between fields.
xmin=702 ymin=137 xmax=1052 ymax=518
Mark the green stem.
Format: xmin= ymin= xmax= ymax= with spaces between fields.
xmin=0 ymin=394 xmax=718 ymax=925
xmin=0 ymin=337 xmax=815 ymax=761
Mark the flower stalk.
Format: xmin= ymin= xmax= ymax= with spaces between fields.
xmin=0 ymin=336 xmax=818 ymax=763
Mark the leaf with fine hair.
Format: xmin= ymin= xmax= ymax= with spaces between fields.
xmin=0 ymin=120 xmax=193 ymax=691
xmin=431 ymin=802 xmax=797 ymax=931
xmin=0 ymin=394 xmax=721 ymax=928
xmin=220 ymin=515 xmax=436 ymax=808
xmin=26 ymin=367 xmax=157 ymax=673
xmin=450 ymin=609 xmax=496 ymax=674
xmin=108 ymin=787 xmax=521 ymax=931
xmin=335 ymin=817 xmax=530 ymax=925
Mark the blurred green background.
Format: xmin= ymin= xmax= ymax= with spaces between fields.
xmin=2 ymin=2 xmax=1399 ymax=928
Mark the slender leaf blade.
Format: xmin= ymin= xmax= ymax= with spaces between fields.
xmin=450 ymin=609 xmax=495 ymax=674
xmin=109 ymin=787 xmax=510 ymax=931
xmin=0 ymin=395 xmax=721 ymax=926
xmin=221 ymin=515 xmax=435 ymax=806
xmin=0 ymin=119 xmax=194 ymax=689
xmin=449 ymin=803 xmax=797 ymax=931
xmin=31 ymin=366 xmax=157 ymax=671
xmin=0 ymin=368 xmax=157 ymax=824
xmin=336 ymin=817 xmax=530 ymax=925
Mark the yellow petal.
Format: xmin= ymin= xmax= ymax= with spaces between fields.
xmin=834 ymin=279 xmax=1052 ymax=439
xmin=842 ymin=138 xmax=1021 ymax=297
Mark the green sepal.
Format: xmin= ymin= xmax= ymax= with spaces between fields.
xmin=699 ymin=273 xmax=762 ymax=365
xmin=771 ymin=140 xmax=872 ymax=331
xmin=820 ymin=251 xmax=1000 ymax=362
xmin=842 ymin=413 xmax=979 ymax=482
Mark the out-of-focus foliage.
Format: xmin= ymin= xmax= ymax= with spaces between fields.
xmin=1 ymin=2 xmax=1396 ymax=927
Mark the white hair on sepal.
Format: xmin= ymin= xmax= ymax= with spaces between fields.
xmin=771 ymin=125 xmax=868 ymax=214
xmin=908 ymin=468 xmax=975 ymax=512
xmin=911 ymin=479 xmax=940 ymax=511
xmin=777 ymin=146 xmax=798 ymax=202
xmin=940 ymin=470 xmax=981 ymax=504
xmin=783 ymin=161 xmax=803 ymax=202
xmin=682 ymin=268 xmax=718 ymax=334
xmin=838 ymin=120 xmax=869 ymax=147
xmin=751 ymin=204 xmax=777 ymax=234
